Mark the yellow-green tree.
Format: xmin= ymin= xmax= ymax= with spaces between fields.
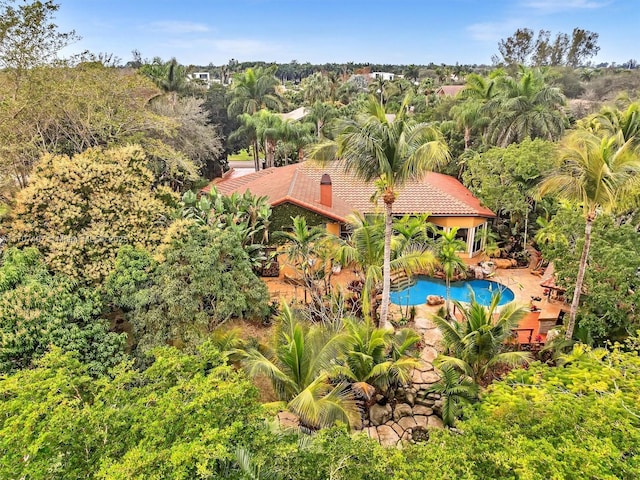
xmin=8 ymin=145 xmax=174 ymax=283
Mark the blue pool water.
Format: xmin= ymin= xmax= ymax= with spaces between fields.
xmin=390 ymin=277 xmax=515 ymax=307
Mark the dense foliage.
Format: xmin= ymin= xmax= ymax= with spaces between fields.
xmin=8 ymin=145 xmax=173 ymax=283
xmin=538 ymin=208 xmax=640 ymax=342
xmin=0 ymin=247 xmax=126 ymax=375
xmin=106 ymin=225 xmax=270 ymax=355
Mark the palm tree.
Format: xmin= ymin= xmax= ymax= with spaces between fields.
xmin=337 ymin=319 xmax=421 ymax=403
xmin=228 ymin=66 xmax=283 ymax=169
xmin=240 ymin=302 xmax=359 ymax=431
xmin=433 ymin=292 xmax=531 ymax=384
xmin=450 ymin=99 xmax=486 ymax=150
xmin=307 ymin=101 xmax=338 ymax=139
xmin=310 ymin=96 xmax=450 ymax=327
xmin=583 ymin=102 xmax=640 ymax=150
xmin=538 ymin=129 xmax=640 ymax=339
xmin=276 ymin=216 xmax=327 ymax=303
xmin=335 ymin=214 xmax=437 ymax=324
xmin=254 ymin=110 xmax=285 ymax=168
xmin=485 ymin=68 xmax=566 ymax=147
xmin=426 ymin=365 xmax=479 ymax=426
xmin=230 ymin=112 xmax=261 ymax=171
xmin=434 ymin=227 xmax=467 ymax=317
xmin=227 ymin=66 xmax=282 ymax=117
xmin=301 ymin=72 xmax=331 ymax=105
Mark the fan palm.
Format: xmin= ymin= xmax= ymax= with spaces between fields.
xmin=240 ymin=302 xmax=359 ymax=430
xmin=433 ymin=292 xmax=530 ymax=384
xmin=538 ymin=129 xmax=640 ymax=339
xmin=310 ymin=96 xmax=449 ymax=327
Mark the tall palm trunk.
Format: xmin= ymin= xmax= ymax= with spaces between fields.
xmin=464 ymin=126 xmax=471 ymax=150
xmin=380 ymin=196 xmax=394 ymax=328
xmin=566 ymin=216 xmax=593 ymax=339
xmin=252 ymin=139 xmax=260 ymax=171
xmin=445 ymin=277 xmax=451 ymax=318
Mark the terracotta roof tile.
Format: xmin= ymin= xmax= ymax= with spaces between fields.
xmin=202 ymin=161 xmax=495 ymax=221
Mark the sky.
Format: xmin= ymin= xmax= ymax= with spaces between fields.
xmin=55 ymin=0 xmax=639 ymax=66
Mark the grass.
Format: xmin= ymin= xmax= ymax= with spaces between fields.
xmin=228 ymin=149 xmax=254 ymax=161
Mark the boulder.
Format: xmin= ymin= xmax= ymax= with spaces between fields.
xmin=369 ymin=403 xmax=392 ymax=426
xmin=376 ymin=425 xmax=400 ymax=447
xmin=494 ymin=258 xmax=517 ymax=269
xmin=412 ymin=405 xmax=433 ymax=416
xmin=413 ymin=415 xmax=429 ymax=428
xmin=428 ymin=415 xmax=444 ymax=429
xmin=405 ymin=390 xmax=416 ymax=406
xmin=426 ymin=295 xmax=445 ymax=306
xmin=393 ymin=403 xmax=413 ymax=421
xmin=420 ymin=370 xmax=440 ymax=385
xmin=363 ymin=426 xmax=379 ymax=441
xmin=398 ymin=416 xmax=418 ymax=431
xmin=420 ymin=346 xmax=438 ymax=363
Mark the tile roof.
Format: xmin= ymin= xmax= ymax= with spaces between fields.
xmin=436 ymin=85 xmax=465 ymax=96
xmin=202 ymin=161 xmax=495 ymax=222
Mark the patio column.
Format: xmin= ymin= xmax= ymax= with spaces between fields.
xmin=467 ymin=226 xmax=475 ymax=258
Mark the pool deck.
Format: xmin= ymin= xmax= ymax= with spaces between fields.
xmin=263 ymin=260 xmax=568 ymax=347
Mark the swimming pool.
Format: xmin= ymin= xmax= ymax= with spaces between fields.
xmin=390 ymin=277 xmax=515 ymax=307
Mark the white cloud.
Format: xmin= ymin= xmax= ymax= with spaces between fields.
xmin=521 ymin=0 xmax=610 ymax=13
xmin=146 ymin=21 xmax=210 ymax=34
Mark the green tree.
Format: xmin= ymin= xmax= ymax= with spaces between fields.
xmin=337 ymin=319 xmax=421 ymax=402
xmin=399 ymin=341 xmax=640 ymax=479
xmin=0 ymin=247 xmax=126 ymax=376
xmin=434 ymin=227 xmax=467 ymax=315
xmin=0 ymin=0 xmax=78 ymax=92
xmin=538 ymin=129 xmax=640 ymax=339
xmin=240 ymin=302 xmax=360 ymax=431
xmin=426 ymin=365 xmax=479 ymax=426
xmin=8 ymin=145 xmax=173 ymax=284
xmin=433 ymin=292 xmax=530 ymax=384
xmin=485 ymin=68 xmax=567 ymax=146
xmin=310 ymin=96 xmax=449 ymax=327
xmin=335 ymin=214 xmax=436 ymax=322
xmin=463 ymin=139 xmax=558 ymax=238
xmin=538 ymin=207 xmax=640 ymax=342
xmin=301 ymin=71 xmax=331 ymax=104
xmin=276 ymin=216 xmax=327 ymax=304
xmin=0 ymin=344 xmax=271 ymax=479
xmin=106 ymin=225 xmax=270 ymax=355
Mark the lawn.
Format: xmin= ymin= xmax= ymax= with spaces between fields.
xmin=228 ymin=149 xmax=254 ymax=161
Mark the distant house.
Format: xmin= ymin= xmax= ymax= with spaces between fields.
xmin=278 ymin=107 xmax=309 ymax=122
xmin=202 ymin=162 xmax=495 ymax=258
xmin=188 ymin=72 xmax=211 ymax=87
xmin=435 ymin=85 xmax=465 ymax=97
xmin=369 ymin=72 xmax=400 ymax=81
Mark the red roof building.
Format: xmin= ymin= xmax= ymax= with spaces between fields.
xmin=203 ymin=162 xmax=495 ymax=257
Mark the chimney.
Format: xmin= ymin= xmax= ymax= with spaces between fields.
xmin=320 ymin=173 xmax=332 ymax=207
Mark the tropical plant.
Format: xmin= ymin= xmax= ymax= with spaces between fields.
xmin=276 ymin=216 xmax=328 ymax=304
xmin=307 ymin=101 xmax=338 ymax=138
xmin=227 ymin=66 xmax=283 ymax=117
xmin=7 ymin=145 xmax=173 ymax=284
xmin=240 ymin=302 xmax=360 ymax=431
xmin=433 ymin=292 xmax=530 ymax=384
xmin=426 ymin=365 xmax=479 ymax=426
xmin=302 ymin=72 xmax=331 ymax=104
xmin=484 ymin=67 xmax=567 ymax=147
xmin=336 ymin=319 xmax=421 ymax=402
xmin=538 ymin=129 xmax=640 ymax=339
xmin=310 ymin=95 xmax=449 ymax=327
xmin=434 ymin=227 xmax=467 ymax=315
xmin=335 ymin=214 xmax=436 ymax=323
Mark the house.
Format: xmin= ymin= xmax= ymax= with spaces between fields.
xmin=278 ymin=107 xmax=309 ymax=122
xmin=435 ymin=85 xmax=465 ymax=97
xmin=187 ymin=72 xmax=211 ymax=87
xmin=202 ymin=162 xmax=495 ymax=258
xmin=368 ymin=72 xmax=400 ymax=81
